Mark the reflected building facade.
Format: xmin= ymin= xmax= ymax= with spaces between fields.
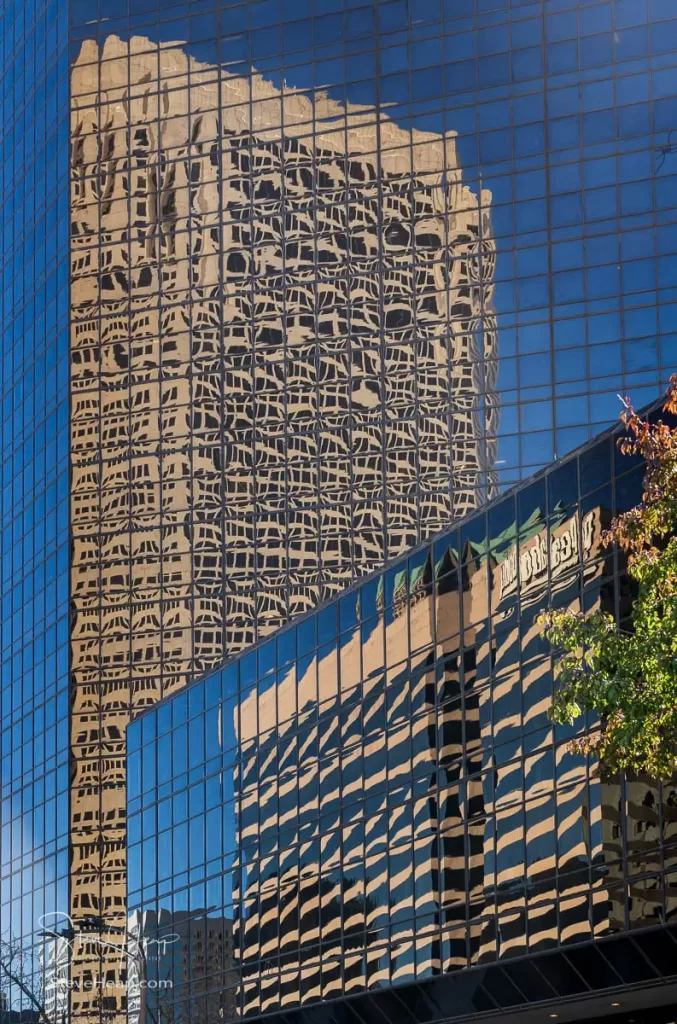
xmin=3 ymin=2 xmax=677 ymax=1024
xmin=126 ymin=415 xmax=677 ymax=1022
xmin=0 ymin=2 xmax=70 ymax=1024
xmin=67 ymin=27 xmax=496 ymax=1018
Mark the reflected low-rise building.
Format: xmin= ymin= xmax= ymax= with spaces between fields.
xmin=126 ymin=414 xmax=677 ymax=1023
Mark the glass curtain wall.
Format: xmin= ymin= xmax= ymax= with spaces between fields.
xmin=0 ymin=2 xmax=70 ymax=1023
xmin=67 ymin=2 xmax=497 ymax=1015
xmin=65 ymin=1 xmax=677 ymax=1022
xmin=69 ymin=0 xmax=677 ymax=490
xmin=126 ymin=419 xmax=677 ymax=1022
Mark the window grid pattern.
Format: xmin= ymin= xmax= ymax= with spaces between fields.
xmin=64 ymin=1 xmax=677 ymax=1021
xmin=0 ymin=2 xmax=70 ymax=1024
xmin=127 ymin=424 xmax=677 ymax=1022
xmin=68 ymin=0 xmax=677 ymax=486
xmin=67 ymin=15 xmax=497 ymax=1017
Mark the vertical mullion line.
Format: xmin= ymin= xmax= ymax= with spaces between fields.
xmin=484 ymin=496 xmax=493 ymax=962
xmin=156 ymin=40 xmax=165 ymax=708
xmin=430 ymin=528 xmax=443 ymax=974
xmin=123 ymin=19 xmax=135 ymax=977
xmin=436 ymin=19 xmax=456 ymax=942
xmin=310 ymin=41 xmax=324 ymax=618
xmin=658 ymin=771 xmax=666 ymax=924
xmin=545 ymin=452 xmax=555 ymax=955
xmin=521 ymin=507 xmax=530 ymax=948
xmin=583 ymin=50 xmax=594 ymax=440
xmin=611 ymin=2 xmax=624 ymax=410
xmin=90 ymin=20 xmax=104 ymax=1005
xmin=581 ymin=450 xmax=595 ymax=941
xmin=125 ymin=32 xmax=134 ymax=934
xmin=461 ymin=532 xmax=468 ymax=957
xmin=245 ymin=49 xmax=262 ymax=998
xmin=578 ymin=0 xmax=593 ymax=455
xmin=276 ymin=51 xmax=287 ymax=975
xmin=543 ymin=6 xmax=558 ymax=478
xmin=377 ymin=7 xmax=388 ymax=571
xmin=617 ymin=480 xmax=631 ymax=934
xmin=382 ymin=582 xmax=392 ymax=990
xmin=403 ymin=12 xmax=417 ymax=560
xmin=91 ymin=15 xmax=106 ymax=983
xmin=650 ymin=67 xmax=663 ymax=400
xmin=539 ymin=0 xmax=565 ymax=949
xmin=611 ymin=390 xmax=625 ymax=930
xmin=513 ymin=495 xmax=523 ymax=958
xmin=247 ymin=53 xmax=257 ymax=651
xmin=432 ymin=54 xmax=447 ymax=941
xmin=406 ymin=569 xmax=416 ymax=976
xmin=345 ymin=42 xmax=356 ymax=592
xmin=279 ymin=36 xmax=291 ymax=633
xmin=187 ymin=50 xmax=197 ymax=695
xmin=440 ymin=3 xmax=455 ymax=539
xmin=469 ymin=13 xmax=480 ymax=513
xmin=477 ymin=134 xmax=487 ymax=506
xmin=477 ymin=522 xmax=486 ymax=962
xmin=290 ymin=23 xmax=304 ymax=981
xmin=478 ymin=47 xmax=493 ymax=508
xmin=283 ymin=16 xmax=293 ymax=639
xmin=411 ymin=84 xmax=422 ymax=552
xmin=217 ymin=16 xmax=228 ymax=672
xmin=66 ymin=0 xmax=73 ymax=1016
xmin=343 ymin=30 xmax=355 ymax=585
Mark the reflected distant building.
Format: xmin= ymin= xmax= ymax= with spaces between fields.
xmin=68 ymin=31 xmax=496 ymax=1017
xmin=42 ymin=937 xmax=70 ymax=1024
xmin=127 ymin=412 xmax=677 ymax=1022
xmin=127 ymin=909 xmax=236 ymax=1024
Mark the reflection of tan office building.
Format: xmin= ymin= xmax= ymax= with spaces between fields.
xmin=234 ymin=504 xmax=675 ymax=1015
xmin=68 ymin=30 xmax=497 ymax=1019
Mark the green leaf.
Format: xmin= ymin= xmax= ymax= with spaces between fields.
xmin=542 ymin=379 xmax=677 ymax=778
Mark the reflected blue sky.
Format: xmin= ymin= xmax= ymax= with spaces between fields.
xmin=71 ymin=0 xmax=677 ymax=482
xmin=0 ymin=0 xmax=70 ymax=988
xmin=126 ymin=414 xmax=675 ymax=1016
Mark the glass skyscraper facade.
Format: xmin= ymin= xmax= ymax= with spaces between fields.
xmin=126 ymin=414 xmax=677 ymax=1022
xmin=0 ymin=0 xmax=676 ymax=1021
xmin=0 ymin=0 xmax=70 ymax=1018
xmin=64 ymin=6 xmax=677 ymax=1010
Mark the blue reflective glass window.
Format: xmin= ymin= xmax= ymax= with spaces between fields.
xmin=615 ymin=0 xmax=648 ymax=28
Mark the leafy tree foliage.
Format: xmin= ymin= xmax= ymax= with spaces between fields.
xmin=541 ymin=377 xmax=677 ymax=778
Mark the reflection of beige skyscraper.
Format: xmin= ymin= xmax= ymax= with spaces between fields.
xmin=68 ymin=33 xmax=496 ymax=1018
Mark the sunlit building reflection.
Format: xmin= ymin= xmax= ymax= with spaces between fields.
xmin=126 ymin=428 xmax=677 ymax=1021
xmin=68 ymin=31 xmax=497 ymax=1019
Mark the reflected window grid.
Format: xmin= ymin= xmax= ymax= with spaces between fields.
xmin=0 ymin=4 xmax=70 ymax=1024
xmin=127 ymin=431 xmax=676 ymax=1019
xmin=3 ymin=0 xmax=671 ymax=1020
